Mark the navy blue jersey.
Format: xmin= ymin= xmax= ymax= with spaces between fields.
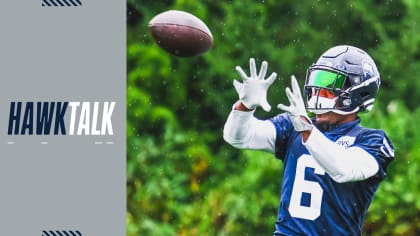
xmin=269 ymin=113 xmax=394 ymax=236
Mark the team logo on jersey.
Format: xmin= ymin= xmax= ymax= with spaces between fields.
xmin=335 ymin=136 xmax=356 ymax=148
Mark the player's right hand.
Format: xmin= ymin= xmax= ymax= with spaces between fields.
xmin=233 ymin=58 xmax=278 ymax=112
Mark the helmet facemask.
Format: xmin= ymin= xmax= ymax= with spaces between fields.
xmin=304 ymin=68 xmax=359 ymax=115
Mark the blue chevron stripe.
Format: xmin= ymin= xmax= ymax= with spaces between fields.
xmin=68 ymin=0 xmax=79 ymax=6
xmin=61 ymin=0 xmax=72 ymax=7
xmin=42 ymin=0 xmax=82 ymax=7
xmin=42 ymin=230 xmax=82 ymax=236
xmin=55 ymin=0 xmax=63 ymax=6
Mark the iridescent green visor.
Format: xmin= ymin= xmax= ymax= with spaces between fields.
xmin=306 ymin=70 xmax=346 ymax=90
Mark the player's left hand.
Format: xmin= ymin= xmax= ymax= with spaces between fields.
xmin=277 ymin=76 xmax=313 ymax=132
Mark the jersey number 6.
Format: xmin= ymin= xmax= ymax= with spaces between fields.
xmin=288 ymin=154 xmax=325 ymax=220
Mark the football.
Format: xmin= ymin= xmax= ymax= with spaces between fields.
xmin=148 ymin=10 xmax=213 ymax=57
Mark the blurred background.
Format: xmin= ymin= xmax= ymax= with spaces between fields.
xmin=127 ymin=0 xmax=420 ymax=235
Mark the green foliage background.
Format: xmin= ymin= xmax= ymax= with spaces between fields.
xmin=127 ymin=1 xmax=420 ymax=235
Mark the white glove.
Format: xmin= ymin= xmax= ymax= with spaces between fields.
xmin=277 ymin=76 xmax=313 ymax=132
xmin=234 ymin=58 xmax=277 ymax=112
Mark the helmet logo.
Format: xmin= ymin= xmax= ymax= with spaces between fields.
xmin=362 ymin=61 xmax=374 ymax=77
xmin=362 ymin=61 xmax=380 ymax=87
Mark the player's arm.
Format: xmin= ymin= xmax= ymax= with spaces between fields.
xmin=223 ymin=58 xmax=277 ymax=153
xmin=223 ymin=101 xmax=276 ymax=152
xmin=302 ymin=128 xmax=379 ymax=183
xmin=278 ymin=77 xmax=379 ymax=183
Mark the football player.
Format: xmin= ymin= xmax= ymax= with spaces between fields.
xmin=223 ymin=45 xmax=395 ymax=235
